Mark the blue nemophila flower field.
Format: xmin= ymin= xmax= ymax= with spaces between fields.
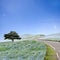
xmin=0 ymin=40 xmax=46 ymax=60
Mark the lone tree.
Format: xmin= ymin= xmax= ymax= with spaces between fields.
xmin=4 ymin=31 xmax=21 ymax=42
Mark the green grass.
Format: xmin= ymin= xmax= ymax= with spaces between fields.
xmin=0 ymin=40 xmax=46 ymax=60
xmin=44 ymin=44 xmax=57 ymax=60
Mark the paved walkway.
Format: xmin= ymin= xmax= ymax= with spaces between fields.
xmin=43 ymin=41 xmax=60 ymax=60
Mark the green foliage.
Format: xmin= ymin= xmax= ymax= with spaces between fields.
xmin=0 ymin=47 xmax=8 ymax=51
xmin=4 ymin=31 xmax=21 ymax=42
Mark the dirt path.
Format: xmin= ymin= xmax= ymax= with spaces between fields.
xmin=43 ymin=41 xmax=60 ymax=60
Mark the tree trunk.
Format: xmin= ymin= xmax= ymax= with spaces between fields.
xmin=12 ymin=39 xmax=14 ymax=42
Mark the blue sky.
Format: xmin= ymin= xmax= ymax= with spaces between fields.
xmin=0 ymin=0 xmax=60 ymax=39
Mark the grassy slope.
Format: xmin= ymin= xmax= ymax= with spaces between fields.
xmin=0 ymin=40 xmax=46 ymax=60
xmin=44 ymin=44 xmax=57 ymax=60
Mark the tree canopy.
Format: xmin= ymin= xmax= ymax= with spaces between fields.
xmin=4 ymin=31 xmax=21 ymax=42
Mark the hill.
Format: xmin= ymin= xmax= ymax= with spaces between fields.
xmin=45 ymin=33 xmax=60 ymax=41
